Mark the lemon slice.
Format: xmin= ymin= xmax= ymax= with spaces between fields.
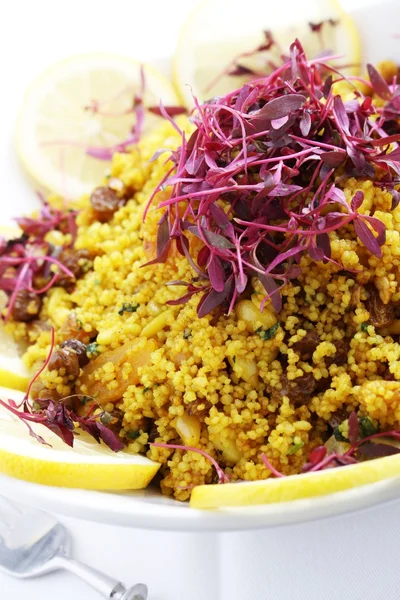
xmin=190 ymin=455 xmax=400 ymax=509
xmin=0 ymin=326 xmax=31 ymax=393
xmin=0 ymin=226 xmax=31 ymax=392
xmin=0 ymin=225 xmax=23 ymax=240
xmin=0 ymin=386 xmax=160 ymax=490
xmin=173 ymin=0 xmax=361 ymax=106
xmin=16 ymin=53 xmax=179 ymax=199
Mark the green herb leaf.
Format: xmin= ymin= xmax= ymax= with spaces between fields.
xmin=118 ymin=303 xmax=139 ymax=316
xmin=126 ymin=429 xmax=141 ymax=440
xmin=86 ymin=342 xmax=100 ymax=357
xmin=361 ymin=322 xmax=369 ymax=332
xmin=359 ymin=416 xmax=378 ymax=438
xmin=333 ymin=425 xmax=348 ymax=442
xmin=80 ymin=396 xmax=92 ymax=405
xmin=256 ymin=322 xmax=280 ymax=341
xmin=334 ymin=415 xmax=378 ymax=443
xmin=286 ymin=441 xmax=305 ymax=455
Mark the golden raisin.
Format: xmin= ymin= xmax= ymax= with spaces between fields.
xmin=90 ymin=186 xmax=124 ymax=222
xmin=365 ymin=284 xmax=394 ymax=328
xmin=48 ymin=347 xmax=80 ymax=378
xmin=11 ymin=290 xmax=42 ymax=322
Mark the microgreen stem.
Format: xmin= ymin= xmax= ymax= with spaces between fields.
xmin=150 ymin=442 xmax=229 ymax=484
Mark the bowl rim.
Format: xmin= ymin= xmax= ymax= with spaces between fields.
xmin=2 ymin=472 xmax=400 ymax=532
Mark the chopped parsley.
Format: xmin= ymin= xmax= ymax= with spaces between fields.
xmin=126 ymin=429 xmax=141 ymax=440
xmin=333 ymin=425 xmax=348 ymax=442
xmin=86 ymin=342 xmax=100 ymax=357
xmin=361 ymin=322 xmax=370 ymax=332
xmin=118 ymin=302 xmax=139 ymax=316
xmin=80 ymin=396 xmax=92 ymax=405
xmin=256 ymin=322 xmax=280 ymax=341
xmin=286 ymin=441 xmax=305 ymax=455
xmin=359 ymin=416 xmax=378 ymax=438
xmin=334 ymin=415 xmax=378 ymax=442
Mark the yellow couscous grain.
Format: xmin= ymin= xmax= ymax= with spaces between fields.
xmin=7 ymin=102 xmax=400 ymax=501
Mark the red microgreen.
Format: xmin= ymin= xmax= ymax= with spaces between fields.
xmin=148 ymin=105 xmax=188 ymax=117
xmin=148 ymin=40 xmax=397 ymax=316
xmin=0 ymin=328 xmax=124 ymax=452
xmin=367 ymin=64 xmax=392 ymax=101
xmin=347 ymin=411 xmax=360 ymax=446
xmin=0 ymin=197 xmax=78 ymax=320
xmin=261 ymin=453 xmax=286 ymax=477
xmin=150 ymin=442 xmax=229 ymax=484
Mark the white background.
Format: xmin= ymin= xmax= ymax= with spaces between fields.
xmin=0 ymin=0 xmax=390 ymax=223
xmin=2 ymin=1 xmax=400 ymax=599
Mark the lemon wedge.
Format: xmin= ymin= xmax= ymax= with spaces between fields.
xmin=15 ymin=53 xmax=179 ymax=199
xmin=190 ymin=456 xmax=400 ymax=509
xmin=173 ymin=0 xmax=361 ymax=106
xmin=0 ymin=386 xmax=160 ymax=490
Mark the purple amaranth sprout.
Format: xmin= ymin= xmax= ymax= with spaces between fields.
xmin=147 ymin=40 xmax=400 ymax=317
xmin=0 ymin=328 xmax=124 ymax=452
xmin=0 ymin=196 xmax=79 ymax=321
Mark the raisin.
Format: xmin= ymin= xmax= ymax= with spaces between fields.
xmin=48 ymin=348 xmax=80 ymax=378
xmin=60 ymin=338 xmax=89 ymax=367
xmin=277 ymin=372 xmax=318 ymax=405
xmin=11 ymin=290 xmax=42 ymax=322
xmin=328 ymin=408 xmax=349 ymax=430
xmin=292 ymin=330 xmax=320 ymax=360
xmin=148 ymin=423 xmax=159 ymax=444
xmin=57 ymin=248 xmax=91 ymax=289
xmin=187 ymin=399 xmax=212 ymax=418
xmin=325 ymin=340 xmax=350 ymax=367
xmin=365 ymin=284 xmax=394 ymax=328
xmin=349 ymin=284 xmax=362 ymax=309
xmin=90 ymin=186 xmax=124 ymax=222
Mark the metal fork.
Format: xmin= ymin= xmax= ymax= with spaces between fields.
xmin=0 ymin=496 xmax=148 ymax=599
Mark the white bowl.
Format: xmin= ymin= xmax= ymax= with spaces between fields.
xmin=2 ymin=1 xmax=400 ymax=598
xmin=3 ymin=473 xmax=400 ymax=600
xmin=1 ymin=0 xmax=400 ymax=533
xmin=2 ymin=471 xmax=400 ymax=532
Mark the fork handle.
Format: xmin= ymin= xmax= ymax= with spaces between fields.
xmin=52 ymin=554 xmax=148 ymax=600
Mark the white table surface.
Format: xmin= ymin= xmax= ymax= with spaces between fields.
xmin=2 ymin=0 xmax=400 ymax=599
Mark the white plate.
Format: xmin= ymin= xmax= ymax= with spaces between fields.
xmin=1 ymin=0 xmax=400 ymax=533
xmin=2 ymin=471 xmax=400 ymax=531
